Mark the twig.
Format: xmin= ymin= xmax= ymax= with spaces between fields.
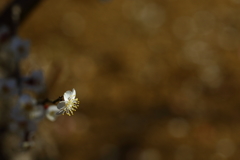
xmin=38 ymin=96 xmax=63 ymax=105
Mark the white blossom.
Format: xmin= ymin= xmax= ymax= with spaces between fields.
xmin=9 ymin=36 xmax=30 ymax=60
xmin=57 ymin=88 xmax=79 ymax=116
xmin=22 ymin=70 xmax=44 ymax=92
xmin=46 ymin=105 xmax=60 ymax=121
xmin=12 ymin=94 xmax=44 ymax=121
xmin=0 ymin=78 xmax=18 ymax=96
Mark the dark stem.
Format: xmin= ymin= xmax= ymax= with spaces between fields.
xmin=52 ymin=96 xmax=63 ymax=104
xmin=38 ymin=96 xmax=63 ymax=105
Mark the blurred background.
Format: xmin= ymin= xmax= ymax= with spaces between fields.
xmin=2 ymin=0 xmax=240 ymax=159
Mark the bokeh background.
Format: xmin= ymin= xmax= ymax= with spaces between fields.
xmin=2 ymin=0 xmax=240 ymax=159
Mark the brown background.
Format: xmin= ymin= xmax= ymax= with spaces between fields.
xmin=2 ymin=0 xmax=240 ymax=159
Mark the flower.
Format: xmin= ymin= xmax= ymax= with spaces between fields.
xmin=57 ymin=88 xmax=79 ymax=116
xmin=0 ymin=78 xmax=18 ymax=96
xmin=9 ymin=36 xmax=30 ymax=60
xmin=11 ymin=94 xmax=44 ymax=121
xmin=22 ymin=70 xmax=44 ymax=93
xmin=46 ymin=105 xmax=60 ymax=121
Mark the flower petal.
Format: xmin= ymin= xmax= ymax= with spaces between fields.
xmin=64 ymin=90 xmax=73 ymax=101
xmin=46 ymin=105 xmax=60 ymax=121
xmin=6 ymin=79 xmax=17 ymax=88
xmin=10 ymin=36 xmax=30 ymax=60
xmin=57 ymin=101 xmax=65 ymax=109
xmin=72 ymin=88 xmax=76 ymax=98
xmin=47 ymin=105 xmax=59 ymax=112
xmin=56 ymin=110 xmax=64 ymax=115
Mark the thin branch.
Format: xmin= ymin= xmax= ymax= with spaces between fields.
xmin=38 ymin=96 xmax=63 ymax=105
